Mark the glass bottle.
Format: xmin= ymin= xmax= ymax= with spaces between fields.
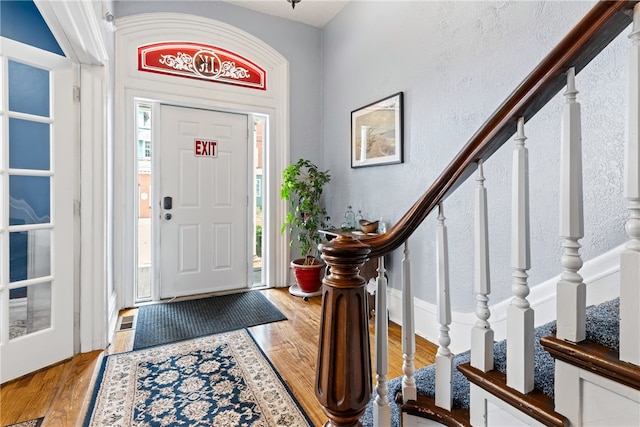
xmin=344 ymin=206 xmax=355 ymax=230
xmin=355 ymin=210 xmax=363 ymax=230
xmin=378 ymin=216 xmax=387 ymax=234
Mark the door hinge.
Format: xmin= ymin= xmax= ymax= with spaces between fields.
xmin=74 ymin=199 xmax=81 ymax=216
xmin=73 ymin=86 xmax=80 ymax=102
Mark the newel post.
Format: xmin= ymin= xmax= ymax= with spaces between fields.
xmin=316 ymin=235 xmax=372 ymax=427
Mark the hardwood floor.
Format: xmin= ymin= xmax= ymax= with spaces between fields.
xmin=1 ymin=288 xmax=437 ymax=426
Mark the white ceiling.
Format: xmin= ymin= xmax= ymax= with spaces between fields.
xmin=222 ymin=0 xmax=349 ymax=28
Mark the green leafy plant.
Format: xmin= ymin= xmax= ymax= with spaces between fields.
xmin=255 ymin=224 xmax=262 ymax=257
xmin=280 ymin=159 xmax=331 ymax=264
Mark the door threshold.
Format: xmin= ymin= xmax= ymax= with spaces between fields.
xmin=137 ymin=287 xmax=267 ymax=306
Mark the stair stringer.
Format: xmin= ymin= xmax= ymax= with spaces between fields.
xmin=555 ymin=360 xmax=640 ymax=426
xmin=398 ymin=363 xmax=569 ymax=427
xmin=399 ymin=388 xmax=555 ymax=427
xmin=469 ymin=384 xmax=556 ymax=427
xmin=457 ymin=363 xmax=569 ymax=427
xmin=542 ymin=337 xmax=640 ymax=426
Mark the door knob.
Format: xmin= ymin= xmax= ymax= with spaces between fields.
xmin=165 ymin=213 xmax=172 ymax=220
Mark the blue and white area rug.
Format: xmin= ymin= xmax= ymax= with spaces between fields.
xmin=4 ymin=418 xmax=43 ymax=427
xmin=84 ymin=329 xmax=311 ymax=426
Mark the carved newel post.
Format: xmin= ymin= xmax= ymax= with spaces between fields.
xmin=316 ymin=235 xmax=372 ymax=427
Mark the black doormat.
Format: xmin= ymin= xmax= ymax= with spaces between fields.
xmin=132 ymin=291 xmax=287 ymax=350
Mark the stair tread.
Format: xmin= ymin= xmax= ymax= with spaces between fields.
xmin=457 ymin=362 xmax=569 ymax=427
xmin=402 ymin=395 xmax=470 ymax=427
xmin=582 ymin=297 xmax=620 ymax=352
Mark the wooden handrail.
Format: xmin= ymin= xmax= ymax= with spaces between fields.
xmin=315 ymin=2 xmax=638 ymax=426
xmin=365 ymin=0 xmax=637 ymax=259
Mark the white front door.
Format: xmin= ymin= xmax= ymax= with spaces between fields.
xmin=158 ymin=105 xmax=249 ymax=299
xmin=0 ymin=38 xmax=75 ymax=383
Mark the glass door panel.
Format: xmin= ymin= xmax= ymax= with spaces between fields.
xmin=9 ymin=176 xmax=51 ymax=225
xmin=10 ymin=229 xmax=51 ymax=282
xmin=8 ymin=60 xmax=50 ymax=117
xmin=7 ymin=59 xmax=53 ymax=342
xmin=136 ymin=102 xmax=152 ymax=301
xmin=9 ymin=281 xmax=51 ymax=339
xmin=9 ymin=118 xmax=50 ymax=170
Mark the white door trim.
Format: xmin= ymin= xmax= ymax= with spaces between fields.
xmin=34 ymin=0 xmax=108 ymax=65
xmin=33 ymin=2 xmax=112 ymax=353
xmin=78 ymin=64 xmax=112 ymax=352
xmin=115 ymin=13 xmax=290 ymax=309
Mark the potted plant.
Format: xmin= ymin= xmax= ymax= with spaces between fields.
xmin=281 ymin=159 xmax=331 ymax=294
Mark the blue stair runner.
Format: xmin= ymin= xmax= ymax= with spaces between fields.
xmin=361 ymin=298 xmax=620 ymax=426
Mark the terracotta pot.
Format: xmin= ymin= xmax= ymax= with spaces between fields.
xmin=291 ymin=258 xmax=324 ymax=293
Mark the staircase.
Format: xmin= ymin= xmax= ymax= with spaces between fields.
xmin=313 ymin=2 xmax=640 ymax=426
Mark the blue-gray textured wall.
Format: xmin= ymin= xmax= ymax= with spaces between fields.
xmin=0 ymin=0 xmax=63 ymax=55
xmin=321 ymin=1 xmax=628 ymax=310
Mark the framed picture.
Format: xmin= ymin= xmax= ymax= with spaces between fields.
xmin=351 ymin=92 xmax=403 ymax=168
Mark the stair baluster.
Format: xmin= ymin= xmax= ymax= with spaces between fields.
xmin=621 ymin=2 xmax=640 ymax=365
xmin=471 ymin=160 xmax=494 ymax=372
xmin=373 ymin=256 xmax=390 ymax=425
xmin=401 ymin=241 xmax=417 ymax=403
xmin=557 ymin=67 xmax=586 ymax=343
xmin=435 ymin=203 xmax=453 ymax=410
xmin=507 ymin=117 xmax=535 ymax=394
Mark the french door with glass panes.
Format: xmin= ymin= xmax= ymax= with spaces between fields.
xmin=0 ymin=38 xmax=75 ymax=383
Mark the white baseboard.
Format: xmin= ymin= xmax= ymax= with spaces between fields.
xmin=387 ymin=244 xmax=623 ymax=354
xmin=107 ymin=289 xmax=119 ymax=347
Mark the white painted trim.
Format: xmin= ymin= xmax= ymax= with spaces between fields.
xmin=78 ymin=64 xmax=109 ymax=352
xmin=35 ymin=0 xmax=112 ymax=353
xmin=555 ymin=359 xmax=640 ymax=426
xmin=470 ymin=383 xmax=546 ymax=426
xmin=34 ymin=0 xmax=108 ymax=64
xmin=388 ymin=244 xmax=624 ymax=354
xmin=114 ymin=14 xmax=289 ymax=309
xmin=107 ymin=288 xmax=118 ymax=346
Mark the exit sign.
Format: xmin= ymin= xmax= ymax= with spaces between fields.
xmin=194 ymin=139 xmax=217 ymax=157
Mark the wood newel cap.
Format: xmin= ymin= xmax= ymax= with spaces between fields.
xmin=319 ymin=235 xmax=371 ymax=270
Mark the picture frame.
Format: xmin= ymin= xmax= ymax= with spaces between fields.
xmin=351 ymin=92 xmax=403 ymax=168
